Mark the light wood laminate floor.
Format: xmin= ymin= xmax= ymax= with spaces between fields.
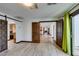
xmin=0 ymin=35 xmax=69 ymax=56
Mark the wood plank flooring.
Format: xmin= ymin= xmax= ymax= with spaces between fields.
xmin=0 ymin=35 xmax=69 ymax=56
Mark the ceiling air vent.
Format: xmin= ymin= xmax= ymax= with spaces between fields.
xmin=47 ymin=3 xmax=56 ymax=5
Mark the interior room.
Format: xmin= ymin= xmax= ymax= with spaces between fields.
xmin=0 ymin=3 xmax=79 ymax=56
xmin=7 ymin=19 xmax=16 ymax=48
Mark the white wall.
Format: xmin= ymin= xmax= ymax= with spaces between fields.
xmin=8 ymin=19 xmax=24 ymax=42
xmin=23 ymin=18 xmax=57 ymax=41
xmin=15 ymin=21 xmax=24 ymax=42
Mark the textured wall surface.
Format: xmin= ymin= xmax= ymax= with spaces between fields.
xmin=0 ymin=20 xmax=7 ymax=52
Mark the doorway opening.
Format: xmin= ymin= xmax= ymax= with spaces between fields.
xmin=40 ymin=22 xmax=56 ymax=44
xmin=7 ymin=19 xmax=16 ymax=49
xmin=9 ymin=24 xmax=16 ymax=42
xmin=32 ymin=20 xmax=63 ymax=46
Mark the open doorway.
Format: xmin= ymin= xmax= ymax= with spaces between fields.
xmin=32 ymin=21 xmax=63 ymax=47
xmin=9 ymin=24 xmax=16 ymax=43
xmin=7 ymin=19 xmax=16 ymax=48
xmin=40 ymin=22 xmax=56 ymax=43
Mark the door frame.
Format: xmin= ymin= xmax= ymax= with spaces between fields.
xmin=32 ymin=20 xmax=63 ymax=44
xmin=39 ymin=20 xmax=58 ymax=42
xmin=9 ymin=24 xmax=16 ymax=43
xmin=56 ymin=19 xmax=63 ymax=48
xmin=32 ymin=21 xmax=58 ymax=43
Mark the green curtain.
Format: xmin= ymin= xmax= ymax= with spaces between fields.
xmin=62 ymin=12 xmax=71 ymax=55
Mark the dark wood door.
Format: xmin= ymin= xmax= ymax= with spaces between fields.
xmin=56 ymin=20 xmax=63 ymax=48
xmin=0 ymin=20 xmax=7 ymax=52
xmin=32 ymin=22 xmax=40 ymax=43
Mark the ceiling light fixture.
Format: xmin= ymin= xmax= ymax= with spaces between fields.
xmin=23 ymin=3 xmax=34 ymax=7
xmin=22 ymin=3 xmax=38 ymax=9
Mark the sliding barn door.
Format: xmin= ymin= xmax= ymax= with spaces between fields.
xmin=32 ymin=22 xmax=40 ymax=43
xmin=56 ymin=20 xmax=63 ymax=48
xmin=0 ymin=20 xmax=7 ymax=52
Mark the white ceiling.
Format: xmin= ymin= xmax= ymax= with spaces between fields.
xmin=40 ymin=22 xmax=55 ymax=27
xmin=0 ymin=3 xmax=76 ymax=20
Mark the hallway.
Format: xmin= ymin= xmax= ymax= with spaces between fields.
xmin=40 ymin=34 xmax=53 ymax=43
xmin=0 ymin=36 xmax=68 ymax=56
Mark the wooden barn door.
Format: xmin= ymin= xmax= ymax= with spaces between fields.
xmin=0 ymin=20 xmax=7 ymax=52
xmin=56 ymin=20 xmax=63 ymax=48
xmin=32 ymin=22 xmax=40 ymax=43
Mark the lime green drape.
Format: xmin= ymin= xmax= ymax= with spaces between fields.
xmin=62 ymin=12 xmax=71 ymax=55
